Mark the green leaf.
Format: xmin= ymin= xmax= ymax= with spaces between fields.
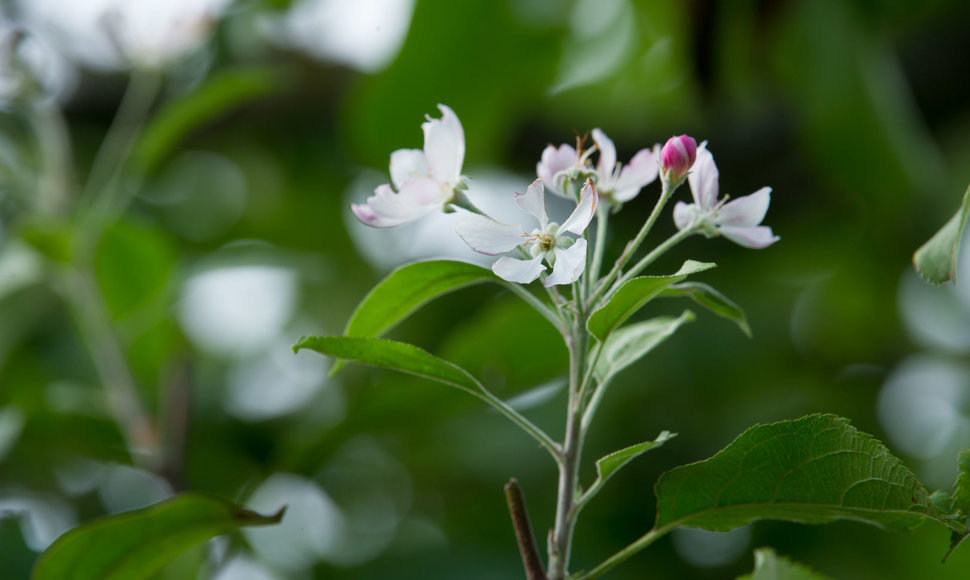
xmin=133 ymin=67 xmax=291 ymax=174
xmin=736 ymin=547 xmax=832 ymax=580
xmin=913 ymin=183 xmax=970 ymax=284
xmin=32 ymin=493 xmax=283 ymax=580
xmin=587 ymin=260 xmax=714 ymax=341
xmin=332 ymin=260 xmax=498 ymax=374
xmin=294 ymin=335 xmax=482 ymax=395
xmin=952 ymin=448 xmax=970 ymax=516
xmin=661 ymin=281 xmax=751 ymax=337
xmin=593 ymin=431 xmax=676 ymax=491
xmin=594 ymin=311 xmax=695 ymax=384
xmin=94 ymin=220 xmax=176 ymax=321
xmin=654 ymin=414 xmax=965 ymax=535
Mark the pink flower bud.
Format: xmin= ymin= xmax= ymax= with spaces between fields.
xmin=660 ymin=135 xmax=697 ymax=182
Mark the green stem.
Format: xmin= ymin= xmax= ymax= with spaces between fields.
xmin=571 ymin=525 xmax=674 ymax=580
xmin=587 ymin=207 xmax=609 ymax=298
xmin=504 ymin=282 xmax=567 ymax=335
xmin=607 ymin=227 xmax=695 ymax=297
xmin=476 ymin=388 xmax=561 ymax=461
xmin=587 ymin=180 xmax=678 ymax=310
xmin=30 ymin=99 xmax=73 ymax=216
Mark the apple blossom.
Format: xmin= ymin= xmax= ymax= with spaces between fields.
xmin=660 ymin=134 xmax=696 ymax=184
xmin=536 ymin=129 xmax=657 ymax=205
xmin=352 ymin=104 xmax=467 ymax=228
xmin=672 ymin=143 xmax=779 ymax=249
xmin=456 ymin=179 xmax=597 ymax=287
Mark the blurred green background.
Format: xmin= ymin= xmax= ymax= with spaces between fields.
xmin=2 ymin=0 xmax=970 ymax=578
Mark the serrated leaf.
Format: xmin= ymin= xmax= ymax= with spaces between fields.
xmin=952 ymin=448 xmax=970 ymax=516
xmin=587 ymin=260 xmax=715 ymax=341
xmin=594 ymin=431 xmax=676 ymax=490
xmin=594 ymin=311 xmax=695 ymax=384
xmin=913 ymin=183 xmax=970 ymax=284
xmin=736 ymin=547 xmax=832 ymax=580
xmin=654 ymin=414 xmax=965 ymax=535
xmin=661 ymin=281 xmax=751 ymax=337
xmin=333 ymin=260 xmax=497 ymax=374
xmin=294 ymin=335 xmax=482 ymax=395
xmin=32 ymin=493 xmax=283 ymax=580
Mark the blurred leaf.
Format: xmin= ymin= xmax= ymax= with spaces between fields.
xmin=594 ymin=310 xmax=695 ymax=384
xmin=94 ymin=220 xmax=176 ymax=321
xmin=654 ymin=414 xmax=966 ymax=534
xmin=661 ymin=281 xmax=751 ymax=337
xmin=334 ymin=260 xmax=497 ymax=374
xmin=584 ymin=431 xmax=676 ymax=504
xmin=587 ymin=260 xmax=714 ymax=341
xmin=736 ymin=547 xmax=832 ymax=580
xmin=17 ymin=218 xmax=73 ymax=264
xmin=133 ymin=66 xmax=290 ymax=174
xmin=32 ymin=493 xmax=283 ymax=580
xmin=913 ymin=183 xmax=970 ymax=284
xmin=295 ymin=336 xmax=482 ymax=395
xmin=953 ymin=448 xmax=970 ymax=517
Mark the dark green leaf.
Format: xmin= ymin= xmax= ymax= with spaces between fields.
xmin=133 ymin=67 xmax=291 ymax=174
xmin=736 ymin=547 xmax=832 ymax=580
xmin=32 ymin=493 xmax=283 ymax=580
xmin=587 ymin=260 xmax=715 ymax=341
xmin=913 ymin=183 xmax=970 ymax=284
xmin=654 ymin=414 xmax=965 ymax=534
xmin=951 ymin=448 xmax=970 ymax=516
xmin=594 ymin=311 xmax=695 ymax=384
xmin=294 ymin=335 xmax=482 ymax=395
xmin=661 ymin=281 xmax=751 ymax=337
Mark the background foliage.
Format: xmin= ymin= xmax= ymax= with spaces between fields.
xmin=2 ymin=0 xmax=970 ymax=578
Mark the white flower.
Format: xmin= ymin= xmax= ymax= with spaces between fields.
xmin=672 ymin=143 xmax=779 ymax=249
xmin=352 ymin=104 xmax=465 ymax=228
xmin=456 ymin=178 xmax=597 ymax=287
xmin=104 ymin=0 xmax=231 ymax=68
xmin=535 ymin=129 xmax=657 ymax=204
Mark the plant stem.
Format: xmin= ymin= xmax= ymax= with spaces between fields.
xmin=504 ymin=282 xmax=567 ymax=335
xmin=476 ymin=388 xmax=561 ymax=460
xmin=608 ymin=227 xmax=695 ymax=296
xmin=586 ymin=206 xmax=609 ymax=298
xmin=571 ymin=525 xmax=674 ymax=579
xmin=587 ymin=180 xmax=677 ymax=310
xmin=506 ymin=478 xmax=548 ymax=580
xmin=548 ymin=309 xmax=588 ymax=579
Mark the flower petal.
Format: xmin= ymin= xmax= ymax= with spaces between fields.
xmin=612 ymin=147 xmax=659 ymax=202
xmin=672 ymin=201 xmax=695 ymax=231
xmin=687 ymin=143 xmax=718 ymax=210
xmin=422 ymin=104 xmax=464 ymax=186
xmin=716 ymin=187 xmax=771 ymax=228
xmin=560 ymin=180 xmax=597 ymax=235
xmin=493 ymin=255 xmax=546 ymax=284
xmin=351 ymin=181 xmax=441 ymax=228
xmin=514 ymin=179 xmax=547 ymax=226
xmin=592 ymin=128 xmax=616 ymax=179
xmin=718 ymin=225 xmax=780 ymax=249
xmin=389 ymin=149 xmax=431 ymax=189
xmin=536 ymin=143 xmax=578 ymax=196
xmin=544 ymin=239 xmax=587 ymax=287
xmin=455 ymin=213 xmax=527 ymax=255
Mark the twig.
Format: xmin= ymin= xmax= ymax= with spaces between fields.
xmin=505 ymin=478 xmax=547 ymax=580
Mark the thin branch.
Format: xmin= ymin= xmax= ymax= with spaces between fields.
xmin=505 ymin=478 xmax=548 ymax=580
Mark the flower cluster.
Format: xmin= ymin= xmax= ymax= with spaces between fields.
xmin=351 ymin=106 xmax=778 ymax=284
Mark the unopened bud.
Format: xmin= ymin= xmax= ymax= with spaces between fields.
xmin=660 ymin=135 xmax=697 ymax=183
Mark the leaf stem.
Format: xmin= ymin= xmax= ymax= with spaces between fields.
xmin=587 ymin=180 xmax=678 ymax=310
xmin=571 ymin=525 xmax=673 ymax=580
xmin=476 ymin=387 xmax=561 ymax=460
xmin=587 ymin=206 xmax=609 ymax=297
xmin=504 ymin=282 xmax=567 ymax=335
xmin=607 ymin=227 xmax=695 ymax=297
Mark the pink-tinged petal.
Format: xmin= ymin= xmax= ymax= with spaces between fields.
xmin=389 ymin=149 xmax=431 ymax=189
xmin=351 ymin=181 xmax=440 ymax=228
xmin=687 ymin=143 xmax=718 ymax=209
xmin=544 ymin=239 xmax=587 ymax=287
xmin=660 ymin=135 xmax=697 ymax=182
xmin=591 ymin=128 xmax=616 ymax=179
xmin=612 ymin=148 xmax=659 ymax=202
xmin=455 ymin=213 xmax=527 ymax=255
xmin=672 ymin=201 xmax=695 ymax=231
xmin=422 ymin=105 xmax=464 ymax=185
xmin=716 ymin=187 xmax=772 ymax=227
xmin=493 ymin=255 xmax=546 ymax=284
xmin=515 ymin=179 xmax=548 ymax=226
xmin=560 ymin=180 xmax=598 ymax=235
xmin=536 ymin=143 xmax=577 ymax=195
xmin=718 ymin=225 xmax=780 ymax=249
